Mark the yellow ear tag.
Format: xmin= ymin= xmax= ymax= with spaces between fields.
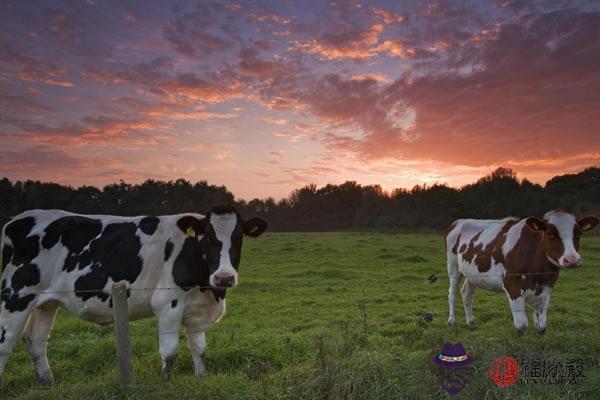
xmin=250 ymin=226 xmax=258 ymax=233
xmin=186 ymin=227 xmax=196 ymax=238
xmin=582 ymin=224 xmax=591 ymax=231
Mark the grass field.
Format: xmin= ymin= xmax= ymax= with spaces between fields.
xmin=2 ymin=233 xmax=600 ymax=399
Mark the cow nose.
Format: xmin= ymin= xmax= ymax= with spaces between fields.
xmin=562 ymin=255 xmax=581 ymax=267
xmin=215 ymin=274 xmax=235 ymax=287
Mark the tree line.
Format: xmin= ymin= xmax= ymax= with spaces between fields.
xmin=1 ymin=167 xmax=598 ymax=231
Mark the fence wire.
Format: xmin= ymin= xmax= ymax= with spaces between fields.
xmin=7 ymin=268 xmax=579 ymax=343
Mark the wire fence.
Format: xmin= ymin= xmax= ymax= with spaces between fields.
xmin=5 ymin=268 xmax=581 ymax=343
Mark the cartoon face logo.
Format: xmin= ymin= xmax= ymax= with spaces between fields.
xmin=433 ymin=342 xmax=474 ymax=396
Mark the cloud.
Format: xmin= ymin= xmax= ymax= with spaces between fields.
xmin=274 ymin=131 xmax=304 ymax=142
xmin=0 ymin=146 xmax=87 ymax=174
xmin=237 ymin=47 xmax=288 ymax=79
xmin=162 ymin=2 xmax=237 ymax=59
xmin=288 ymin=3 xmax=406 ymax=60
xmin=1 ymin=114 xmax=169 ymax=148
xmin=0 ymin=45 xmax=74 ymax=87
xmin=0 ymin=95 xmax=53 ymax=116
xmin=247 ymin=8 xmax=291 ymax=24
xmin=0 ymin=145 xmax=149 ymax=186
xmin=85 ymin=58 xmax=243 ymax=103
xmin=108 ymin=96 xmax=237 ymax=121
xmin=262 ymin=117 xmax=287 ymax=126
xmin=286 ymin=7 xmax=600 ymax=169
xmin=290 ymin=23 xmax=386 ymax=60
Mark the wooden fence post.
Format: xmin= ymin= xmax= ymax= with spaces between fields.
xmin=112 ymin=282 xmax=135 ymax=386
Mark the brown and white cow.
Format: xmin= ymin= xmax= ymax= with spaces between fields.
xmin=445 ymin=210 xmax=599 ymax=335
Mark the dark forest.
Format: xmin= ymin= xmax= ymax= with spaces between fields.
xmin=1 ymin=167 xmax=599 ymax=231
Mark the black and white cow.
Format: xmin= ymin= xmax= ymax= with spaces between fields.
xmin=0 ymin=206 xmax=267 ymax=385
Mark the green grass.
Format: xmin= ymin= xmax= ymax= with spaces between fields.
xmin=3 ymin=233 xmax=600 ymax=399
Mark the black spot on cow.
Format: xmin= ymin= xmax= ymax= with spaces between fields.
xmin=74 ymin=222 xmax=142 ymax=303
xmin=171 ymin=299 xmax=178 ymax=308
xmin=0 ymin=327 xmax=5 ymax=343
xmin=164 ymin=240 xmax=174 ymax=262
xmin=2 ymin=244 xmax=13 ymax=269
xmin=5 ymin=217 xmax=40 ymax=266
xmin=74 ymin=268 xmax=110 ymax=302
xmin=1 ymin=268 xmax=38 ymax=313
xmin=42 ymin=216 xmax=103 ymax=273
xmin=172 ymin=237 xmax=205 ymax=290
xmin=42 ymin=216 xmax=102 ymax=252
xmin=78 ymin=249 xmax=91 ymax=270
xmin=5 ymin=217 xmax=35 ymax=242
xmin=63 ymin=254 xmax=79 ymax=272
xmin=12 ymin=263 xmax=40 ymax=291
xmin=139 ymin=216 xmax=159 ymax=235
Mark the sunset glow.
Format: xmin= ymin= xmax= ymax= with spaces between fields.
xmin=1 ymin=0 xmax=599 ymax=199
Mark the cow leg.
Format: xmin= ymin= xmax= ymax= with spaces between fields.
xmin=507 ymin=295 xmax=528 ymax=335
xmin=0 ymin=304 xmax=37 ymax=387
xmin=447 ymin=258 xmax=460 ymax=326
xmin=460 ymin=280 xmax=477 ymax=329
xmin=22 ymin=302 xmax=58 ymax=386
xmin=533 ymin=288 xmax=552 ymax=335
xmin=157 ymin=309 xmax=184 ymax=382
xmin=185 ymin=328 xmax=207 ymax=376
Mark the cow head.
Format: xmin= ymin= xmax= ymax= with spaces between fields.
xmin=176 ymin=206 xmax=267 ymax=289
xmin=526 ymin=211 xmax=599 ymax=268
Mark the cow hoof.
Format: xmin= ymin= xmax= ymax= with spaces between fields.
xmin=467 ymin=321 xmax=477 ymax=331
xmin=536 ymin=328 xmax=546 ymax=336
xmin=161 ymin=366 xmax=169 ymax=383
xmin=448 ymin=318 xmax=455 ymax=326
xmin=161 ymin=355 xmax=177 ymax=382
xmin=38 ymin=372 xmax=55 ymax=386
xmin=516 ymin=328 xmax=526 ymax=337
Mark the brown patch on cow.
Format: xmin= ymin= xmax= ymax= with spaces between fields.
xmin=451 ymin=234 xmax=461 ymax=255
xmin=459 ymin=244 xmax=466 ymax=253
xmin=545 ymin=223 xmax=565 ymax=264
xmin=461 ymin=220 xmax=518 ymax=273
xmin=504 ymin=224 xmax=559 ymax=300
xmin=462 ymin=231 xmax=482 ymax=263
xmin=444 ymin=221 xmax=458 ymax=237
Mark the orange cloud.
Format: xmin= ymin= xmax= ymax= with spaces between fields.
xmin=290 ymin=23 xmax=385 ymax=60
xmin=371 ymin=7 xmax=405 ymax=24
xmin=262 ymin=117 xmax=287 ymax=125
xmin=274 ymin=131 xmax=304 ymax=142
xmin=247 ymin=8 xmax=291 ymax=24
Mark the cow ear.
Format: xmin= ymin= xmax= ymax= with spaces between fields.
xmin=578 ymin=216 xmax=600 ymax=232
xmin=526 ymin=217 xmax=546 ymax=232
xmin=242 ymin=217 xmax=268 ymax=237
xmin=176 ymin=215 xmax=207 ymax=238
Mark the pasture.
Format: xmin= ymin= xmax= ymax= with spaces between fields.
xmin=3 ymin=233 xmax=600 ymax=399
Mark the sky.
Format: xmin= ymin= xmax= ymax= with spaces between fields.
xmin=0 ymin=0 xmax=599 ymax=200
